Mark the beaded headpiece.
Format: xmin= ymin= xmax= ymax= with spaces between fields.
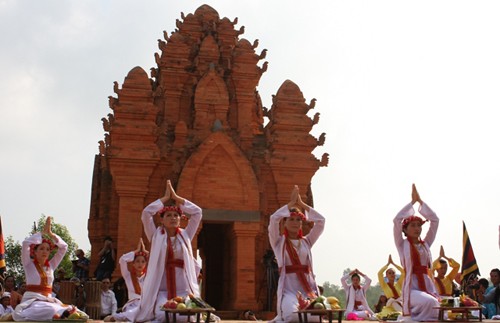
xmin=29 ymin=235 xmax=56 ymax=258
xmin=159 ymin=205 xmax=183 ymax=217
xmin=402 ymin=215 xmax=428 ymax=229
xmin=134 ymin=251 xmax=149 ymax=260
xmin=289 ymin=211 xmax=306 ymax=221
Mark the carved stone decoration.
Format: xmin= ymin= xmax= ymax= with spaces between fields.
xmin=193 ymin=66 xmax=229 ymax=136
xmin=88 ymin=4 xmax=328 ymax=317
xmin=195 ymin=34 xmax=221 ymax=75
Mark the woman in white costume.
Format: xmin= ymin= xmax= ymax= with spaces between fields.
xmin=136 ymin=180 xmax=202 ymax=323
xmin=393 ymin=184 xmax=440 ymax=321
xmin=341 ymin=269 xmax=375 ymax=319
xmin=268 ymin=185 xmax=325 ymax=323
xmin=106 ymin=238 xmax=148 ymax=322
xmin=13 ymin=217 xmax=87 ymax=321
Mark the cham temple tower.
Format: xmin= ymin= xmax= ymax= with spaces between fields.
xmin=88 ymin=4 xmax=328 ymax=313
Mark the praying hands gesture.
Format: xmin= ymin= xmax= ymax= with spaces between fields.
xmin=438 ymin=245 xmax=450 ymax=261
xmin=160 ymin=180 xmax=186 ymax=205
xmin=387 ymin=254 xmax=396 ymax=266
xmin=135 ymin=238 xmax=149 ymax=256
xmin=287 ymin=185 xmax=311 ymax=212
xmin=411 ymin=183 xmax=423 ymax=205
xmin=42 ymin=216 xmax=57 ymax=241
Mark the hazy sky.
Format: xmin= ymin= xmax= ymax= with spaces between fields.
xmin=1 ymin=1 xmax=499 ymax=286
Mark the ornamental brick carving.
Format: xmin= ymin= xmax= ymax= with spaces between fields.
xmin=88 ymin=4 xmax=328 ymax=314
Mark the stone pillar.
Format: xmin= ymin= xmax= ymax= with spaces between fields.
xmin=108 ymin=159 xmax=159 ymax=274
xmin=229 ymin=221 xmax=261 ymax=310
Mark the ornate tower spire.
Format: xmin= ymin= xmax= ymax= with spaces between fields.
xmin=266 ymin=80 xmax=328 ymax=203
xmin=89 ymin=5 xmax=328 ymax=315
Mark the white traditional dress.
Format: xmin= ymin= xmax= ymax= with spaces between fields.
xmin=111 ymin=251 xmax=145 ymax=321
xmin=341 ymin=273 xmax=375 ymax=319
xmin=393 ymin=202 xmax=440 ymax=321
xmin=268 ymin=205 xmax=325 ymax=323
xmin=136 ymin=199 xmax=202 ymax=323
xmin=13 ymin=232 xmax=86 ymax=321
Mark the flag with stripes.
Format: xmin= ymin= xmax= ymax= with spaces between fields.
xmin=460 ymin=221 xmax=480 ymax=286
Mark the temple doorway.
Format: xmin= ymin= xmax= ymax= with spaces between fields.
xmin=198 ymin=222 xmax=232 ymax=310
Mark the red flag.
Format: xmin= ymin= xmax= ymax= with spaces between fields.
xmin=460 ymin=221 xmax=480 ymax=286
xmin=0 ymin=216 xmax=6 ymax=278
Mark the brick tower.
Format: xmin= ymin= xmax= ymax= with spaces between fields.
xmin=88 ymin=4 xmax=328 ymax=313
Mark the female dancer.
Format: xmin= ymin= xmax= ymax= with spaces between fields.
xmin=341 ymin=269 xmax=375 ymax=319
xmin=105 ymin=238 xmax=149 ymax=322
xmin=269 ymin=185 xmax=325 ymax=323
xmin=13 ymin=217 xmax=87 ymax=321
xmin=377 ymin=255 xmax=405 ymax=313
xmin=136 ymin=180 xmax=202 ymax=322
xmin=393 ymin=184 xmax=439 ymax=321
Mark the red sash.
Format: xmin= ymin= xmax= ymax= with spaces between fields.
xmin=284 ymin=238 xmax=315 ymax=297
xmin=387 ymin=282 xmax=400 ymax=299
xmin=285 ymin=265 xmax=310 ymax=274
xmin=26 ymin=284 xmax=52 ymax=297
xmin=409 ymin=242 xmax=429 ymax=293
xmin=33 ymin=259 xmax=48 ymax=286
xmin=166 ymin=257 xmax=185 ymax=299
xmin=165 ymin=236 xmax=185 ymax=299
xmin=354 ymin=300 xmax=362 ymax=310
xmin=435 ymin=277 xmax=448 ymax=295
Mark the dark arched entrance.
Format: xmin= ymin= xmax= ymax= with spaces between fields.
xmin=196 ymin=209 xmax=261 ymax=311
xmin=197 ymin=222 xmax=232 ymax=309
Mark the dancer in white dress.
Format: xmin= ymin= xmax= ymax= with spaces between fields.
xmin=136 ymin=180 xmax=203 ymax=323
xmin=13 ymin=217 xmax=88 ymax=321
xmin=268 ymin=185 xmax=325 ymax=323
xmin=105 ymin=238 xmax=148 ymax=322
xmin=393 ymin=184 xmax=440 ymax=321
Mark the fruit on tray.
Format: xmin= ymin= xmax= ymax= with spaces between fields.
xmin=162 ymin=294 xmax=213 ymax=310
xmin=327 ymin=296 xmax=341 ymax=309
xmin=460 ymin=295 xmax=478 ymax=307
xmin=313 ymin=302 xmax=325 ymax=309
xmin=308 ymin=295 xmax=331 ymax=310
xmin=188 ymin=293 xmax=213 ymax=309
xmin=296 ymin=292 xmax=333 ymax=310
xmin=67 ymin=312 xmax=81 ymax=319
xmin=163 ymin=299 xmax=178 ymax=309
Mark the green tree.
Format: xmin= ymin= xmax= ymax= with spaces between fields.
xmin=4 ymin=236 xmax=23 ymax=282
xmin=366 ymin=283 xmax=383 ymax=312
